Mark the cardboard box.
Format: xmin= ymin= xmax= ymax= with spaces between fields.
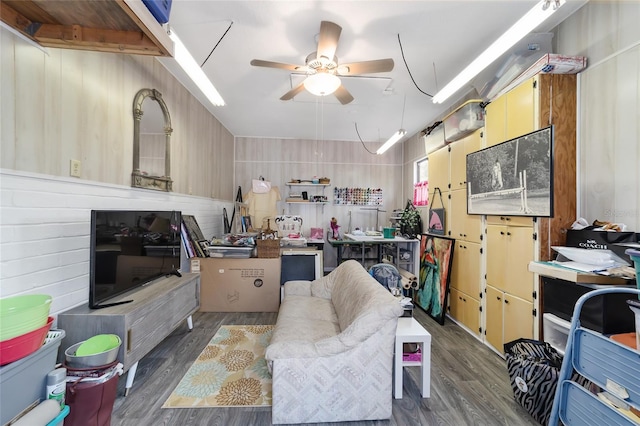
xmin=199 ymin=258 xmax=281 ymax=312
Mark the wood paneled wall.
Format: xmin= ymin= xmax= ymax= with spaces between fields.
xmin=235 ymin=136 xmax=404 ymax=266
xmin=1 ymin=32 xmax=234 ymax=201
xmin=556 ymin=1 xmax=640 ymax=231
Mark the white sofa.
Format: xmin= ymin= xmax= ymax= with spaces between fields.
xmin=265 ymin=260 xmax=404 ymax=424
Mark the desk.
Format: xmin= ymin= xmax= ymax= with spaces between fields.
xmin=394 ymin=317 xmax=431 ymax=399
xmin=328 ymin=234 xmax=419 ymax=273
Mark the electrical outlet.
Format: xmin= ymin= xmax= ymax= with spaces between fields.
xmin=70 ymin=159 xmax=81 ymax=177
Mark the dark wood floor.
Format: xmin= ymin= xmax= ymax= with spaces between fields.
xmin=110 ymin=308 xmax=540 ymax=426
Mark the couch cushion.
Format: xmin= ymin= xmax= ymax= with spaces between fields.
xmin=277 ymin=295 xmax=339 ymax=324
xmin=329 ymin=260 xmax=401 ymax=331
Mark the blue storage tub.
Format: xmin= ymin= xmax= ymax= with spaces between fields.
xmin=46 ymin=404 xmax=70 ymax=426
xmin=142 ymin=0 xmax=172 ymax=24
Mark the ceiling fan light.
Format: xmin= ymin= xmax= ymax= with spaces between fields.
xmin=304 ymin=73 xmax=341 ymax=96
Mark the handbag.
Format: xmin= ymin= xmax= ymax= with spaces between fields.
xmin=504 ymin=338 xmax=591 ymax=426
xmin=428 ymin=187 xmax=445 ymax=235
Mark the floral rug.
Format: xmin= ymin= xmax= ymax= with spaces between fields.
xmin=162 ymin=324 xmax=274 ymax=408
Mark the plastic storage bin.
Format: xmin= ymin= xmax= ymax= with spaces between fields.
xmin=443 ymin=99 xmax=484 ymax=143
xmin=424 ymin=122 xmax=445 ymax=154
xmin=543 ymin=313 xmax=571 ymax=355
xmin=142 ymin=0 xmax=172 ymax=24
xmin=0 ymin=330 xmax=65 ymax=425
xmin=206 ymin=245 xmax=253 ymax=258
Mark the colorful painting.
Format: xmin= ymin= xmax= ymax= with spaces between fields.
xmin=415 ymin=234 xmax=455 ymax=325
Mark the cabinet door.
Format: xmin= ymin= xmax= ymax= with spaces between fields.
xmin=485 ymin=95 xmax=506 ymax=147
xmin=448 ymin=288 xmax=481 ymax=337
xmin=450 ymin=189 xmax=482 ymax=243
xmin=486 ymin=225 xmax=507 ymax=290
xmin=462 ymin=296 xmax=481 ymax=337
xmin=506 ymin=77 xmax=536 ymax=139
xmin=503 ymin=294 xmax=534 ymax=343
xmin=503 ymin=226 xmax=535 ymax=302
xmin=448 ymin=288 xmax=463 ymax=322
xmin=450 ymin=129 xmax=483 ymax=191
xmin=449 ymin=189 xmax=467 ymax=240
xmin=427 ymin=146 xmax=450 ymax=193
xmin=453 ymin=241 xmax=481 ymax=297
xmin=449 ymin=140 xmax=466 ymax=191
xmin=485 ymin=285 xmax=504 ymax=352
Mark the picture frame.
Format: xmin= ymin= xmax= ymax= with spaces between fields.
xmin=415 ymin=233 xmax=455 ymax=325
xmin=466 ymin=126 xmax=554 ymax=217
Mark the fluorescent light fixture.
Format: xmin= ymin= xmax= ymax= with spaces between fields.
xmin=169 ymin=30 xmax=225 ymax=106
xmin=432 ymin=0 xmax=565 ymax=104
xmin=304 ymin=72 xmax=341 ymax=96
xmin=377 ymin=129 xmax=407 ymax=155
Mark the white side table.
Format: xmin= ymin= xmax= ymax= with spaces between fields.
xmin=394 ymin=317 xmax=431 ymax=399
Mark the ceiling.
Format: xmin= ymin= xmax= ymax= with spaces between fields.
xmin=164 ymin=0 xmax=586 ymax=144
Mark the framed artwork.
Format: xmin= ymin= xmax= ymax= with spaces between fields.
xmin=466 ymin=126 xmax=554 ymax=217
xmin=415 ymin=233 xmax=455 ymax=325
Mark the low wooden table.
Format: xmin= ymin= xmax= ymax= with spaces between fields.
xmin=394 ymin=317 xmax=431 ymax=399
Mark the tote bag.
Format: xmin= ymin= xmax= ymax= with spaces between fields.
xmin=428 ymin=187 xmax=445 ymax=235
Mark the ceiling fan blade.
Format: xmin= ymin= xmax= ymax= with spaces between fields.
xmin=317 ymin=21 xmax=342 ymax=61
xmin=251 ymin=59 xmax=307 ymax=72
xmin=339 ymin=59 xmax=395 ymax=75
xmin=280 ymin=81 xmax=306 ymax=101
xmin=334 ymin=85 xmax=354 ymax=105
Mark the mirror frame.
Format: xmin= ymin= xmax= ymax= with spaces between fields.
xmin=132 ymin=88 xmax=173 ymax=191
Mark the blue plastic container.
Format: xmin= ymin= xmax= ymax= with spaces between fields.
xmin=626 ymin=248 xmax=640 ymax=290
xmin=46 ymin=405 xmax=70 ymax=426
xmin=142 ymin=0 xmax=172 ymax=24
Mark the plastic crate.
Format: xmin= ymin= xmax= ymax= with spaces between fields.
xmin=142 ymin=0 xmax=172 ymax=24
xmin=0 ymin=329 xmax=65 ymax=425
xmin=443 ymin=100 xmax=484 ymax=143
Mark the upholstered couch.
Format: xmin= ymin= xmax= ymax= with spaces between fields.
xmin=265 ymin=260 xmax=404 ymax=424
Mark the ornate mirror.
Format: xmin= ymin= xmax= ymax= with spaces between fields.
xmin=132 ymin=88 xmax=173 ymax=191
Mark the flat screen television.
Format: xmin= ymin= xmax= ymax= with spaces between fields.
xmin=89 ymin=210 xmax=182 ymax=309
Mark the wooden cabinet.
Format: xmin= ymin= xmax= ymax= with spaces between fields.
xmin=484 ymin=78 xmax=535 ymax=147
xmin=486 ymin=220 xmax=535 ymax=301
xmin=448 ymin=287 xmax=480 ymax=335
xmin=449 ymin=129 xmax=482 ymax=191
xmin=450 ymin=189 xmax=482 ymax=244
xmin=485 ymin=285 xmax=534 ymax=352
xmin=483 ymin=73 xmax=577 ymax=352
xmin=57 ymin=273 xmax=200 ymax=393
xmin=485 ymin=218 xmax=535 ymax=352
xmin=449 ymin=240 xmax=482 ymax=337
xmin=427 ymin=146 xmax=450 ymax=192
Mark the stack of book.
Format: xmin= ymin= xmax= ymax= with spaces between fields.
xmin=181 ymin=215 xmax=209 ymax=258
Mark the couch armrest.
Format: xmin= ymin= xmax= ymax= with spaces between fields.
xmin=283 ymin=280 xmax=312 ymax=297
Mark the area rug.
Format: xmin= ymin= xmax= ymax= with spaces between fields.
xmin=162 ymin=324 xmax=274 ymax=408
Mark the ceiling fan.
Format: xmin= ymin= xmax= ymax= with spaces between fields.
xmin=250 ymin=21 xmax=394 ymax=105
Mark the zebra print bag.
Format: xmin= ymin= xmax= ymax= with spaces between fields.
xmin=504 ymin=338 xmax=589 ymax=425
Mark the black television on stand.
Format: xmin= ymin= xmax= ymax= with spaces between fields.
xmin=89 ymin=210 xmax=182 ymax=309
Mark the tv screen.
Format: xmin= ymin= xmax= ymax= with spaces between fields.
xmin=89 ymin=210 xmax=182 ymax=309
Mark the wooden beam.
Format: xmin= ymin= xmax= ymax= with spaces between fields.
xmin=33 ymin=23 xmax=164 ymax=55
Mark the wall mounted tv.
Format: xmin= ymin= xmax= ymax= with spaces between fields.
xmin=89 ymin=210 xmax=182 ymax=309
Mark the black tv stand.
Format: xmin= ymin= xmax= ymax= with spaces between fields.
xmin=90 ymin=300 xmax=133 ymax=309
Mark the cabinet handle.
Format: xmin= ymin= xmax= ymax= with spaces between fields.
xmin=500 ymin=231 xmax=505 ymax=235
xmin=505 ymin=299 xmax=509 ymax=304
xmin=127 ymin=329 xmax=132 ymax=352
xmin=507 ymin=232 xmax=511 ymax=236
xmin=496 ymin=296 xmax=501 ymax=301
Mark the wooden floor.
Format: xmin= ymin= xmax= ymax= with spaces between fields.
xmin=111 ymin=308 xmax=540 ymax=426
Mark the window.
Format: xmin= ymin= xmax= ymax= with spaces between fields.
xmin=415 ymin=157 xmax=428 ymax=183
xmin=414 ymin=157 xmax=429 ymax=206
